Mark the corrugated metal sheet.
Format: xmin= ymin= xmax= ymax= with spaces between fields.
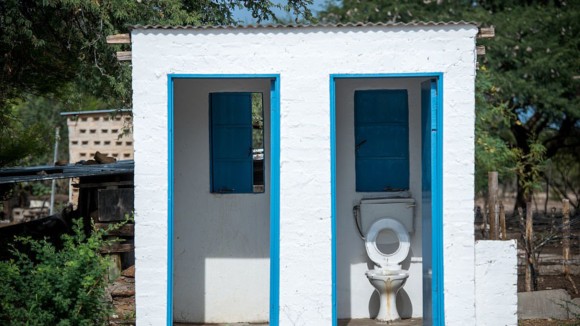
xmin=60 ymin=109 xmax=132 ymax=117
xmin=0 ymin=160 xmax=134 ymax=184
xmin=131 ymin=21 xmax=477 ymax=31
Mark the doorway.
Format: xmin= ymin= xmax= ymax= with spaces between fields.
xmin=168 ymin=75 xmax=280 ymax=325
xmin=330 ymin=74 xmax=443 ymax=325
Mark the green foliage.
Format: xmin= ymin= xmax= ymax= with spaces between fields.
xmin=547 ymin=150 xmax=580 ymax=209
xmin=319 ymin=0 xmax=479 ymax=24
xmin=0 ymin=104 xmax=46 ymax=167
xmin=475 ymin=68 xmax=519 ymax=192
xmin=13 ymin=90 xmax=110 ymax=166
xmin=514 ymin=139 xmax=547 ymax=197
xmin=0 ymin=219 xmax=114 ymax=326
xmin=475 ymin=67 xmax=547 ymax=198
xmin=29 ymin=182 xmax=52 ymax=197
xmin=0 ymin=0 xmax=313 ymax=109
xmin=474 ymin=1 xmax=579 ymax=205
xmin=0 ymin=0 xmax=312 ymax=167
xmin=252 ymin=93 xmax=264 ymax=149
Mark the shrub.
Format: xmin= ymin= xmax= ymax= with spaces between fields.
xmin=0 ymin=219 xmax=113 ymax=325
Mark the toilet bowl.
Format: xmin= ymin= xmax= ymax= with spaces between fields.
xmin=365 ymin=218 xmax=410 ymax=322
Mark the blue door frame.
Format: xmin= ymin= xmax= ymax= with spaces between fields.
xmin=167 ymin=74 xmax=281 ymax=326
xmin=329 ymin=73 xmax=444 ymax=325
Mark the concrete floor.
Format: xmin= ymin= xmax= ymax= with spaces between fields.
xmin=339 ymin=318 xmax=422 ymax=326
xmin=175 ymin=323 xmax=268 ymax=326
xmin=175 ymin=318 xmax=422 ymax=326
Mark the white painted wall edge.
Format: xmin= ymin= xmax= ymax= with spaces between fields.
xmin=475 ymin=240 xmax=518 ymax=326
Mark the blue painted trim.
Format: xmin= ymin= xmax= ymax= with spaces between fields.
xmin=329 ymin=73 xmax=445 ymax=325
xmin=167 ymin=76 xmax=174 ymax=326
xmin=269 ymin=77 xmax=281 ymax=326
xmin=329 ymin=78 xmax=338 ymax=326
xmin=434 ymin=76 xmax=445 ymax=325
xmin=331 ymin=72 xmax=444 ymax=79
xmin=167 ymin=74 xmax=281 ymax=326
xmin=168 ymin=73 xmax=279 ymax=79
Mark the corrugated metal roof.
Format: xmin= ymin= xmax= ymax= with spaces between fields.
xmin=60 ymin=109 xmax=132 ymax=117
xmin=131 ymin=21 xmax=477 ymax=31
xmin=0 ymin=160 xmax=134 ymax=184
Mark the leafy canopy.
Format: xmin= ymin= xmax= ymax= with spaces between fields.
xmin=1 ymin=0 xmax=313 ymax=108
xmin=0 ymin=0 xmax=312 ymax=167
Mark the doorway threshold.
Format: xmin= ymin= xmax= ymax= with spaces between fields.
xmin=175 ymin=323 xmax=268 ymax=326
xmin=338 ymin=318 xmax=422 ymax=326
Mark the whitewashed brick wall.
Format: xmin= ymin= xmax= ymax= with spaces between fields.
xmin=475 ymin=240 xmax=518 ymax=326
xmin=131 ymin=24 xmax=478 ymax=325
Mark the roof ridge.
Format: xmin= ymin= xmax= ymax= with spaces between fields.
xmin=130 ymin=21 xmax=479 ymax=30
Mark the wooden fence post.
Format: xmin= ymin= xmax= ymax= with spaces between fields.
xmin=563 ymin=199 xmax=570 ymax=275
xmin=500 ymin=201 xmax=507 ymax=240
xmin=488 ymin=171 xmax=499 ymax=240
xmin=481 ymin=206 xmax=489 ymax=239
xmin=562 ymin=199 xmax=578 ymax=294
xmin=525 ymin=200 xmax=535 ymax=292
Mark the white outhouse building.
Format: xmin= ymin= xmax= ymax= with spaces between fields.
xmin=130 ymin=22 xmax=517 ymax=326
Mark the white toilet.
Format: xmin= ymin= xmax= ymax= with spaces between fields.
xmin=364 ymin=217 xmax=411 ymax=322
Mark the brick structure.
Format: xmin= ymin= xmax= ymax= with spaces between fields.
xmin=62 ymin=110 xmax=134 ymax=204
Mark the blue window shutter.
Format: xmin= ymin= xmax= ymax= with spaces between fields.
xmin=210 ymin=93 xmax=253 ymax=193
xmin=355 ymin=90 xmax=409 ymax=192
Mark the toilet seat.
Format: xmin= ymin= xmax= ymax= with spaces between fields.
xmin=365 ymin=218 xmax=410 ymax=268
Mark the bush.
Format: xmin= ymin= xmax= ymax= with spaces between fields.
xmin=0 ymin=219 xmax=113 ymax=325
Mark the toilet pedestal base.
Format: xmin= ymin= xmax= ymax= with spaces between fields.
xmin=366 ymin=271 xmax=408 ymax=323
xmin=376 ymin=289 xmax=401 ymax=322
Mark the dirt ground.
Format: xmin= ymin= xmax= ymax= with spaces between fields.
xmin=519 ymin=320 xmax=580 ymax=325
xmin=532 ymin=273 xmax=580 ymax=299
xmin=475 ymin=199 xmax=580 ymax=294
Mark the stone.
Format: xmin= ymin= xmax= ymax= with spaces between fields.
xmin=94 ymin=151 xmax=116 ymax=164
xmin=122 ymin=265 xmax=135 ymax=278
xmin=518 ymin=289 xmax=571 ymax=320
xmin=110 ymin=277 xmax=135 ymax=297
xmin=566 ymin=297 xmax=580 ymax=318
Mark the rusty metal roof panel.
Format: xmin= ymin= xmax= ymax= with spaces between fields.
xmin=0 ymin=160 xmax=134 ymax=184
xmin=131 ymin=21 xmax=478 ymax=31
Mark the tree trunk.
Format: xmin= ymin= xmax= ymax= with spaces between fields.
xmin=515 ymin=174 xmax=528 ymax=214
xmin=500 ymin=201 xmax=507 ymax=240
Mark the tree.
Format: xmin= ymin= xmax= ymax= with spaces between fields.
xmin=0 ymin=0 xmax=312 ymax=167
xmin=547 ymin=149 xmax=580 ymax=210
xmin=319 ymin=0 xmax=580 ymax=210
xmin=478 ymin=2 xmax=580 ymax=209
xmin=1 ymin=0 xmax=312 ymax=108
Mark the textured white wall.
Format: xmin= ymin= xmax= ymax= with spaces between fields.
xmin=172 ymin=79 xmax=271 ymax=323
xmin=131 ymin=25 xmax=478 ymax=326
xmin=335 ymin=78 xmax=424 ymax=318
xmin=475 ymin=240 xmax=518 ymax=326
